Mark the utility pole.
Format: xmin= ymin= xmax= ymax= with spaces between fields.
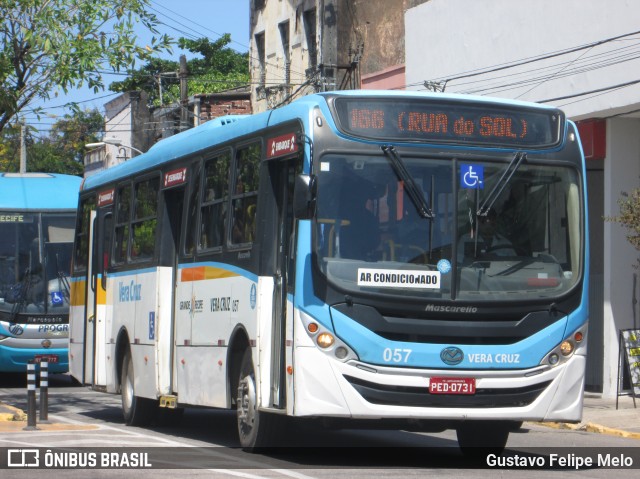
xmin=157 ymin=74 xmax=164 ymax=106
xmin=20 ymin=122 xmax=27 ymax=173
xmin=179 ymin=55 xmax=188 ymax=130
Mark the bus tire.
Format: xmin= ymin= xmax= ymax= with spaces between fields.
xmin=236 ymin=349 xmax=280 ymax=451
xmin=456 ymin=420 xmax=510 ymax=458
xmin=121 ymin=349 xmax=155 ymax=426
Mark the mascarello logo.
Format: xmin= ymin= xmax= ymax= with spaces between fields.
xmin=440 ymin=346 xmax=464 ymax=365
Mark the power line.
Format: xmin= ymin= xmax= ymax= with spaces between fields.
xmin=148 ymin=0 xmax=307 ymax=83
xmin=418 ymin=28 xmax=640 ymax=88
xmin=538 ymin=79 xmax=640 ymax=104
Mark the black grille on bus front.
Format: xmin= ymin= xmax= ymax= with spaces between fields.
xmin=344 ymin=375 xmax=551 ymax=408
xmin=332 ymin=303 xmax=562 ymax=345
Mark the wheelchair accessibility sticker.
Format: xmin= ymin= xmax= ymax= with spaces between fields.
xmin=460 ymin=164 xmax=484 ymax=189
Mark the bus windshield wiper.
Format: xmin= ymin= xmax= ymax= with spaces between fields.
xmin=477 ymin=152 xmax=527 ymax=217
xmin=381 ymin=145 xmax=433 ymax=219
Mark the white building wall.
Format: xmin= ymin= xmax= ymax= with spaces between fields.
xmin=104 ymin=94 xmax=135 ymax=166
xmin=405 ymin=0 xmax=640 ymax=119
xmin=406 ymin=0 xmax=640 ymax=397
xmin=603 ymin=117 xmax=640 ymax=396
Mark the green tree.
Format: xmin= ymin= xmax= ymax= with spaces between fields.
xmin=0 ymin=108 xmax=102 ymax=174
xmin=0 ymin=0 xmax=172 ymax=133
xmin=110 ymin=34 xmax=249 ymax=107
xmin=608 ymin=189 xmax=640 ymax=267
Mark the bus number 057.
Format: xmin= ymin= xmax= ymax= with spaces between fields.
xmin=383 ymin=348 xmax=412 ymax=363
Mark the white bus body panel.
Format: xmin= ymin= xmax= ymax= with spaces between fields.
xmin=257 ymin=276 xmax=274 ymax=409
xmin=69 ymin=301 xmax=86 ymax=382
xmin=291 ymin=306 xmax=586 ymax=422
xmin=173 ymin=266 xmax=260 ymax=408
xmin=106 ymin=268 xmax=169 ymax=400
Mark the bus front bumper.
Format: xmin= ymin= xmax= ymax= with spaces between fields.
xmin=292 ymin=346 xmax=585 ymax=423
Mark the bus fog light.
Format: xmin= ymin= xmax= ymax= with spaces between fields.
xmin=335 ymin=346 xmax=348 ymax=359
xmin=316 ymin=333 xmax=334 ymax=348
xmin=549 ymin=353 xmax=559 ymax=365
xmin=560 ymin=340 xmax=574 ymax=356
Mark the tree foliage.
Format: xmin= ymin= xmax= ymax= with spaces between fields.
xmin=0 ymin=108 xmax=103 ymax=175
xmin=0 ymin=0 xmax=172 ymax=133
xmin=109 ymin=34 xmax=249 ymax=107
xmin=608 ymin=189 xmax=640 ymax=267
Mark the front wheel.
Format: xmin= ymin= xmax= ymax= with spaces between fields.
xmin=121 ymin=349 xmax=156 ymax=426
xmin=456 ymin=421 xmax=510 ymax=458
xmin=236 ymin=349 xmax=280 ymax=450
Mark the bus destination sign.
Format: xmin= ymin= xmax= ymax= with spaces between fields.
xmin=333 ymin=98 xmax=563 ymax=148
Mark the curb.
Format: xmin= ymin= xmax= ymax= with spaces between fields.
xmin=0 ymin=421 xmax=100 ymax=432
xmin=0 ymin=403 xmax=26 ymax=422
xmin=535 ymin=421 xmax=640 ymax=440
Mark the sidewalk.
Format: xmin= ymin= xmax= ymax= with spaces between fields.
xmin=544 ymin=393 xmax=640 ymax=439
xmin=1 ymin=394 xmax=639 ymax=437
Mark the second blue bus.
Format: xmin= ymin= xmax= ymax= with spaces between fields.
xmin=0 ymin=173 xmax=82 ymax=373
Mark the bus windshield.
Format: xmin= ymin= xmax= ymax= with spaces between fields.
xmin=0 ymin=213 xmax=75 ymax=318
xmin=314 ymin=153 xmax=582 ymax=302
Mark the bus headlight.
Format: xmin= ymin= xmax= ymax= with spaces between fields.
xmin=316 ymin=333 xmax=335 ymax=348
xmin=298 ymin=310 xmax=359 ymax=362
xmin=541 ymin=326 xmax=586 ymax=367
xmin=560 ymin=340 xmax=574 ymax=356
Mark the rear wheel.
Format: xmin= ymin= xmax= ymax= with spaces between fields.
xmin=456 ymin=420 xmax=510 ymax=458
xmin=121 ymin=349 xmax=156 ymax=426
xmin=236 ymin=349 xmax=280 ymax=450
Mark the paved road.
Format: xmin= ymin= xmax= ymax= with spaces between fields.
xmin=1 ymin=374 xmax=639 ymax=477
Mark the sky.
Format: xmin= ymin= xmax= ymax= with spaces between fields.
xmin=24 ymin=0 xmax=250 ymax=137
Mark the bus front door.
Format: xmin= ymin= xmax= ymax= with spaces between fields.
xmin=269 ymin=158 xmax=299 ymax=409
xmin=86 ymin=210 xmax=111 ymax=388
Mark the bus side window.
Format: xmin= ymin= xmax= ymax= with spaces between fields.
xmin=74 ymin=196 xmax=96 ymax=273
xmin=114 ymin=184 xmax=131 ymax=264
xmin=101 ymin=213 xmax=113 ymax=290
xmin=184 ymin=161 xmax=201 ymax=256
xmin=231 ymin=143 xmax=260 ymax=245
xmin=201 ymin=152 xmax=230 ymax=250
xmin=131 ymin=177 xmax=159 ymax=260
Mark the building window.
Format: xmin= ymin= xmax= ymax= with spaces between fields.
xmin=255 ymin=32 xmax=266 ymax=88
xmin=303 ymin=9 xmax=317 ymax=74
xmin=279 ymin=21 xmax=290 ymax=87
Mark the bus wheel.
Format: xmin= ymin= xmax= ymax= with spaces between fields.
xmin=236 ymin=349 xmax=279 ymax=450
xmin=456 ymin=421 xmax=510 ymax=458
xmin=121 ymin=349 xmax=155 ymax=426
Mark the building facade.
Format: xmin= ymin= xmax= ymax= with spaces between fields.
xmin=84 ymin=90 xmax=251 ymax=176
xmin=249 ymin=0 xmax=428 ymax=112
xmin=84 ymin=91 xmax=153 ymax=177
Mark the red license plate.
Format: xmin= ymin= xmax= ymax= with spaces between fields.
xmin=429 ymin=377 xmax=476 ymax=395
xmin=34 ymin=355 xmax=59 ymax=364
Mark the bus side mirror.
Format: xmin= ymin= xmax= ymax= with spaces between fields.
xmin=293 ymin=174 xmax=316 ymax=220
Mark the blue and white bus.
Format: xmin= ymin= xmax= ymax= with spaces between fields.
xmin=0 ymin=173 xmax=82 ymax=373
xmin=70 ymin=91 xmax=588 ymax=453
